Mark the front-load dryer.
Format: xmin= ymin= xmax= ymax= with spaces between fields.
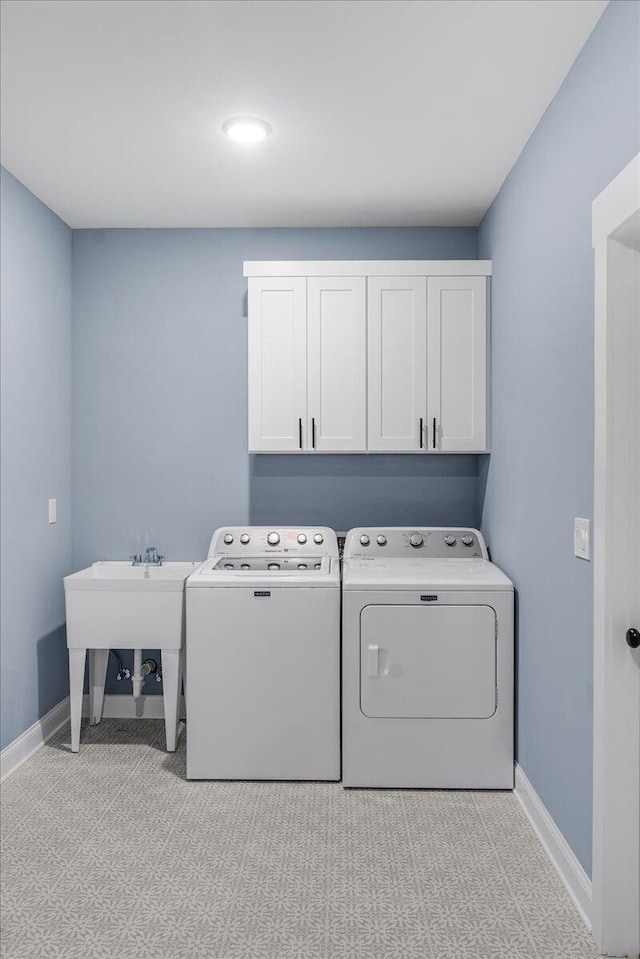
xmin=342 ymin=527 xmax=514 ymax=789
xmin=186 ymin=527 xmax=340 ymax=781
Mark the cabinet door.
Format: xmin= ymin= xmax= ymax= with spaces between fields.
xmin=307 ymin=277 xmax=367 ymax=452
xmin=248 ymin=277 xmax=307 ymax=452
xmin=427 ymin=276 xmax=487 ymax=452
xmin=367 ymin=277 xmax=427 ymax=451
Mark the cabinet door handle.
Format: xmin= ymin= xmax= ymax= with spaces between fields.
xmin=432 ymin=417 xmax=437 ymax=449
xmin=298 ymin=417 xmax=303 ymax=450
xmin=419 ymin=418 xmax=424 ymax=449
xmin=312 ymin=417 xmax=316 ymax=449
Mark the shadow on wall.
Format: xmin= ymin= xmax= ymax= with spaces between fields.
xmin=249 ymin=454 xmax=487 ymax=531
xmin=36 ymin=625 xmax=69 ymax=719
xmin=477 ymin=453 xmax=490 ymax=526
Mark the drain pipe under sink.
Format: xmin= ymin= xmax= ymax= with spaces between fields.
xmin=131 ymin=650 xmax=157 ymax=714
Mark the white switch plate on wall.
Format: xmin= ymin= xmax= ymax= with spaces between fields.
xmin=574 ymin=517 xmax=590 ymax=560
xmin=48 ymin=498 xmax=57 ymax=524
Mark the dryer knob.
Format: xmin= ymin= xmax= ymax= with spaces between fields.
xmin=314 ymin=533 xmax=324 ymax=544
xmin=444 ymin=535 xmax=457 ymax=546
xmin=409 ymin=533 xmax=424 ymax=548
xmin=223 ymin=533 xmax=234 ymax=545
xmin=360 ymin=534 xmax=370 ymax=546
xmin=377 ymin=535 xmax=387 ymax=546
xmin=461 ymin=535 xmax=474 ymax=546
xmin=240 ymin=533 xmax=250 ymax=544
xmin=267 ymin=532 xmax=280 ymax=546
xmin=297 ymin=533 xmax=307 ymax=545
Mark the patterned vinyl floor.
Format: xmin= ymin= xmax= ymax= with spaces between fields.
xmin=0 ymin=719 xmax=599 ymax=959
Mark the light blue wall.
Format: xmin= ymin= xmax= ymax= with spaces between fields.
xmin=0 ymin=168 xmax=73 ymax=750
xmin=478 ymin=0 xmax=640 ymax=876
xmin=72 ymin=226 xmax=479 ymax=691
xmin=250 ymin=453 xmax=483 ymax=530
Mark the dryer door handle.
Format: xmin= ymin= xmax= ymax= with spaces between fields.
xmin=366 ymin=644 xmax=380 ymax=677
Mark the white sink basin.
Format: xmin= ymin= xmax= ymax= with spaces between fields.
xmin=65 ymin=561 xmax=200 ymax=590
xmin=64 ymin=561 xmax=201 ymax=649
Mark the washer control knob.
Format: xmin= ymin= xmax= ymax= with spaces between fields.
xmin=240 ymin=533 xmax=250 ymax=545
xmin=267 ymin=532 xmax=280 ymax=546
xmin=314 ymin=533 xmax=324 ymax=544
xmin=360 ymin=534 xmax=370 ymax=546
xmin=409 ymin=533 xmax=424 ymax=548
xmin=297 ymin=533 xmax=307 ymax=545
xmin=444 ymin=535 xmax=457 ymax=547
xmin=461 ymin=535 xmax=474 ymax=547
xmin=223 ymin=533 xmax=233 ymax=545
xmin=377 ymin=535 xmax=387 ymax=546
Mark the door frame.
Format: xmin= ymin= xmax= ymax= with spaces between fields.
xmin=591 ymin=152 xmax=640 ymax=957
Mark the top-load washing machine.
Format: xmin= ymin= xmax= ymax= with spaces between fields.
xmin=186 ymin=527 xmax=340 ymax=781
xmin=342 ymin=527 xmax=514 ymax=789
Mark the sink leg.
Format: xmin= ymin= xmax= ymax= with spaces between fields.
xmin=68 ymin=648 xmax=87 ymax=753
xmin=161 ymin=648 xmax=183 ymax=752
xmin=89 ymin=649 xmax=109 ymax=725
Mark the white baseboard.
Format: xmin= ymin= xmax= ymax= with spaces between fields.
xmin=1 ymin=694 xmax=187 ymax=783
xmin=514 ymin=763 xmax=592 ymax=931
xmin=1 ymin=697 xmax=70 ymax=783
xmin=82 ymin=693 xmax=186 ymax=720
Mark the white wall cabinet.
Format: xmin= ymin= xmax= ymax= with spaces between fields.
xmin=307 ymin=277 xmax=367 ymax=452
xmin=246 ymin=262 xmax=490 ymax=454
xmin=427 ymin=276 xmax=487 ymax=452
xmin=248 ymin=277 xmax=307 ymax=452
xmin=368 ymin=277 xmax=427 ymax=451
xmin=249 ymin=276 xmax=367 ymax=452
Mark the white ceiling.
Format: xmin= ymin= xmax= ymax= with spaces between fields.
xmin=0 ymin=0 xmax=608 ymax=228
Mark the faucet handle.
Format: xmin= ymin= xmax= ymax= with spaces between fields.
xmin=142 ymin=546 xmax=163 ymax=565
xmin=130 ymin=553 xmax=142 ymax=565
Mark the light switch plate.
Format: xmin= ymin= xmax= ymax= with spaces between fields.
xmin=574 ymin=517 xmax=590 ymax=560
xmin=48 ymin=498 xmax=57 ymax=524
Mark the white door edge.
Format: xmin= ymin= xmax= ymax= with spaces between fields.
xmin=592 ymin=151 xmax=640 ymax=958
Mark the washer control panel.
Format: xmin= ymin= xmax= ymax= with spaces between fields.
xmin=208 ymin=527 xmax=338 ymax=558
xmin=344 ymin=528 xmax=487 ymax=559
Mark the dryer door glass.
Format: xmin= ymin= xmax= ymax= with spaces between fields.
xmin=360 ymin=604 xmax=496 ymax=719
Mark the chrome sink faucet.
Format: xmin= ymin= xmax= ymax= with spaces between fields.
xmin=130 ymin=547 xmax=165 ymax=566
xmin=144 ymin=546 xmax=163 ymax=565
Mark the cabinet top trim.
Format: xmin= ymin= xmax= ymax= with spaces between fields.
xmin=243 ymin=260 xmax=492 ymax=278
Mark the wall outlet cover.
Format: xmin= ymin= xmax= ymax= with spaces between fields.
xmin=574 ymin=517 xmax=590 ymax=561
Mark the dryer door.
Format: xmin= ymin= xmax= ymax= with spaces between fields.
xmin=360 ymin=604 xmax=496 ymax=719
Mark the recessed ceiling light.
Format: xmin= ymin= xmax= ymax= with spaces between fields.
xmin=222 ymin=117 xmax=272 ymax=143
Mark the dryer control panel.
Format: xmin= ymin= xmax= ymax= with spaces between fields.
xmin=344 ymin=528 xmax=487 ymax=559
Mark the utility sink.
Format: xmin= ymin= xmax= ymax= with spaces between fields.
xmin=63 ymin=560 xmax=201 ymax=754
xmin=64 ymin=561 xmax=200 ymax=649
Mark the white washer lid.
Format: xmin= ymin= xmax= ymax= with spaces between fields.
xmin=342 ymin=557 xmax=513 ymax=591
xmin=187 ymin=556 xmax=340 ymax=588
